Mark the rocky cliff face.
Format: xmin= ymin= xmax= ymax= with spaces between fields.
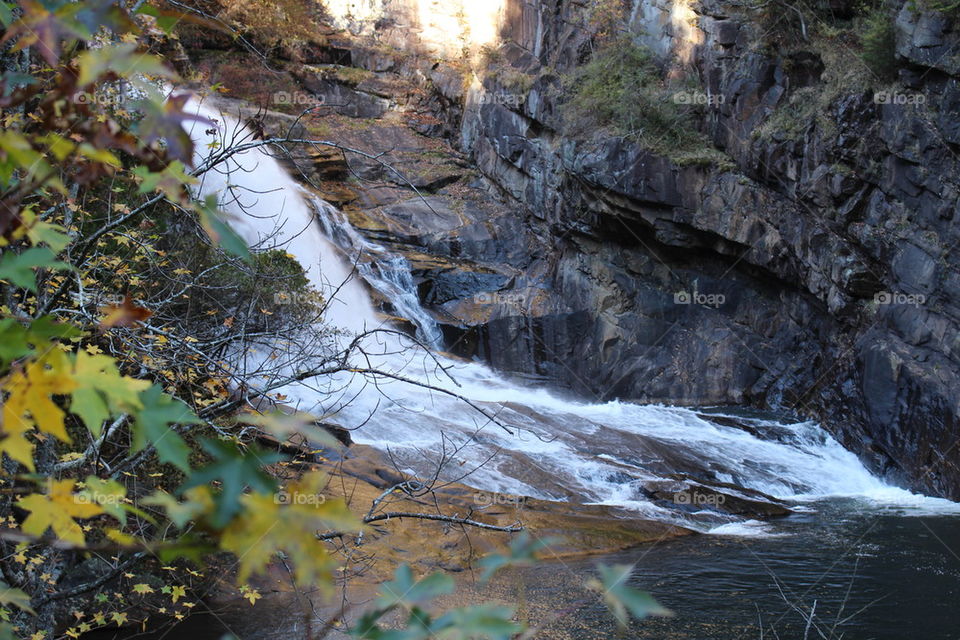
xmin=193 ymin=0 xmax=960 ymax=499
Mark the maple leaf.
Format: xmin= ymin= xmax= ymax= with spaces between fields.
xmin=79 ymin=476 xmax=128 ymax=525
xmin=241 ymin=588 xmax=261 ymax=606
xmin=100 ymin=295 xmax=151 ymax=329
xmin=143 ymin=488 xmax=209 ymax=529
xmin=220 ymin=472 xmax=360 ymax=587
xmin=71 ymin=350 xmax=149 ymax=436
xmin=23 ymin=212 xmax=70 ymax=254
xmin=0 ymin=392 xmax=38 ymax=471
xmin=196 ymin=195 xmax=250 ymax=261
xmin=132 ymin=584 xmax=153 ymax=595
xmin=131 ymin=385 xmax=199 ymax=472
xmin=181 ymin=439 xmax=280 ymax=527
xmin=76 ymin=42 xmax=174 ymax=86
xmin=0 ymin=580 xmax=34 ymax=614
xmin=0 ymin=0 xmax=84 ymax=65
xmin=131 ymin=161 xmax=196 ymax=202
xmin=17 ymin=479 xmax=103 ymax=545
xmin=0 ymin=247 xmax=72 ymax=292
xmin=2 ymin=349 xmax=77 ymax=468
xmin=240 ymin=410 xmax=343 ymax=451
xmin=135 ymin=93 xmax=212 ymax=166
xmin=170 ymin=585 xmax=186 ymax=603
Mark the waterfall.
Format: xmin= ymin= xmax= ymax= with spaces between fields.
xmin=311 ymin=200 xmax=445 ymax=349
xmin=186 ymin=99 xmax=960 ymax=535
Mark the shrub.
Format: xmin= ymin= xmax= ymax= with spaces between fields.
xmin=563 ymin=37 xmax=724 ymax=164
xmin=861 ymin=6 xmax=899 ymax=79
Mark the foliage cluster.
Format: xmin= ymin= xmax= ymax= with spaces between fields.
xmin=860 ymin=3 xmax=899 ymax=79
xmin=563 ymin=37 xmax=728 ymax=166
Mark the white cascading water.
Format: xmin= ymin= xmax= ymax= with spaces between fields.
xmin=186 ymin=99 xmax=960 ymax=535
xmin=313 ymin=202 xmax=444 ymax=349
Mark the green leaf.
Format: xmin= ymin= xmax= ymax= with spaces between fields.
xmin=28 ymin=315 xmax=84 ymax=342
xmin=132 ymin=161 xmax=197 ymax=201
xmin=196 ymin=195 xmax=250 ymax=261
xmin=39 ymin=132 xmax=74 ymax=161
xmin=76 ymin=143 xmax=121 ymax=168
xmin=76 ymin=42 xmax=175 ymax=86
xmin=0 ymin=3 xmax=14 ymax=28
xmin=0 ymin=581 xmax=34 ymax=615
xmin=143 ymin=488 xmax=210 ymax=529
xmin=374 ymin=565 xmax=454 ymax=610
xmin=132 ymin=385 xmax=200 ymax=472
xmin=180 ymin=439 xmax=280 ymax=528
xmin=0 ymin=130 xmax=66 ymax=193
xmin=72 ymin=351 xmax=149 ymax=436
xmin=27 ymin=219 xmax=71 ymax=253
xmin=587 ymin=563 xmax=671 ymax=628
xmin=0 ymin=319 xmax=30 ymax=365
xmin=0 ymin=314 xmax=82 ymax=372
xmin=136 ymin=3 xmax=181 ymax=34
xmin=432 ymin=604 xmax=522 ymax=639
xmin=80 ymin=476 xmax=128 ymax=525
xmin=477 ymin=532 xmax=553 ymax=582
xmin=71 ymin=386 xmax=110 ymax=436
xmin=0 ymin=247 xmax=72 ymax=292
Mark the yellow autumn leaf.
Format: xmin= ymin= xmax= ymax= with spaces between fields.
xmin=106 ymin=528 xmax=136 ymax=546
xmin=132 ymin=584 xmax=154 ymax=595
xmin=220 ymin=472 xmax=361 ymax=588
xmin=0 ymin=393 xmax=37 ymax=470
xmin=16 ymin=479 xmax=104 ymax=545
xmin=2 ymin=350 xmax=77 ymax=468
